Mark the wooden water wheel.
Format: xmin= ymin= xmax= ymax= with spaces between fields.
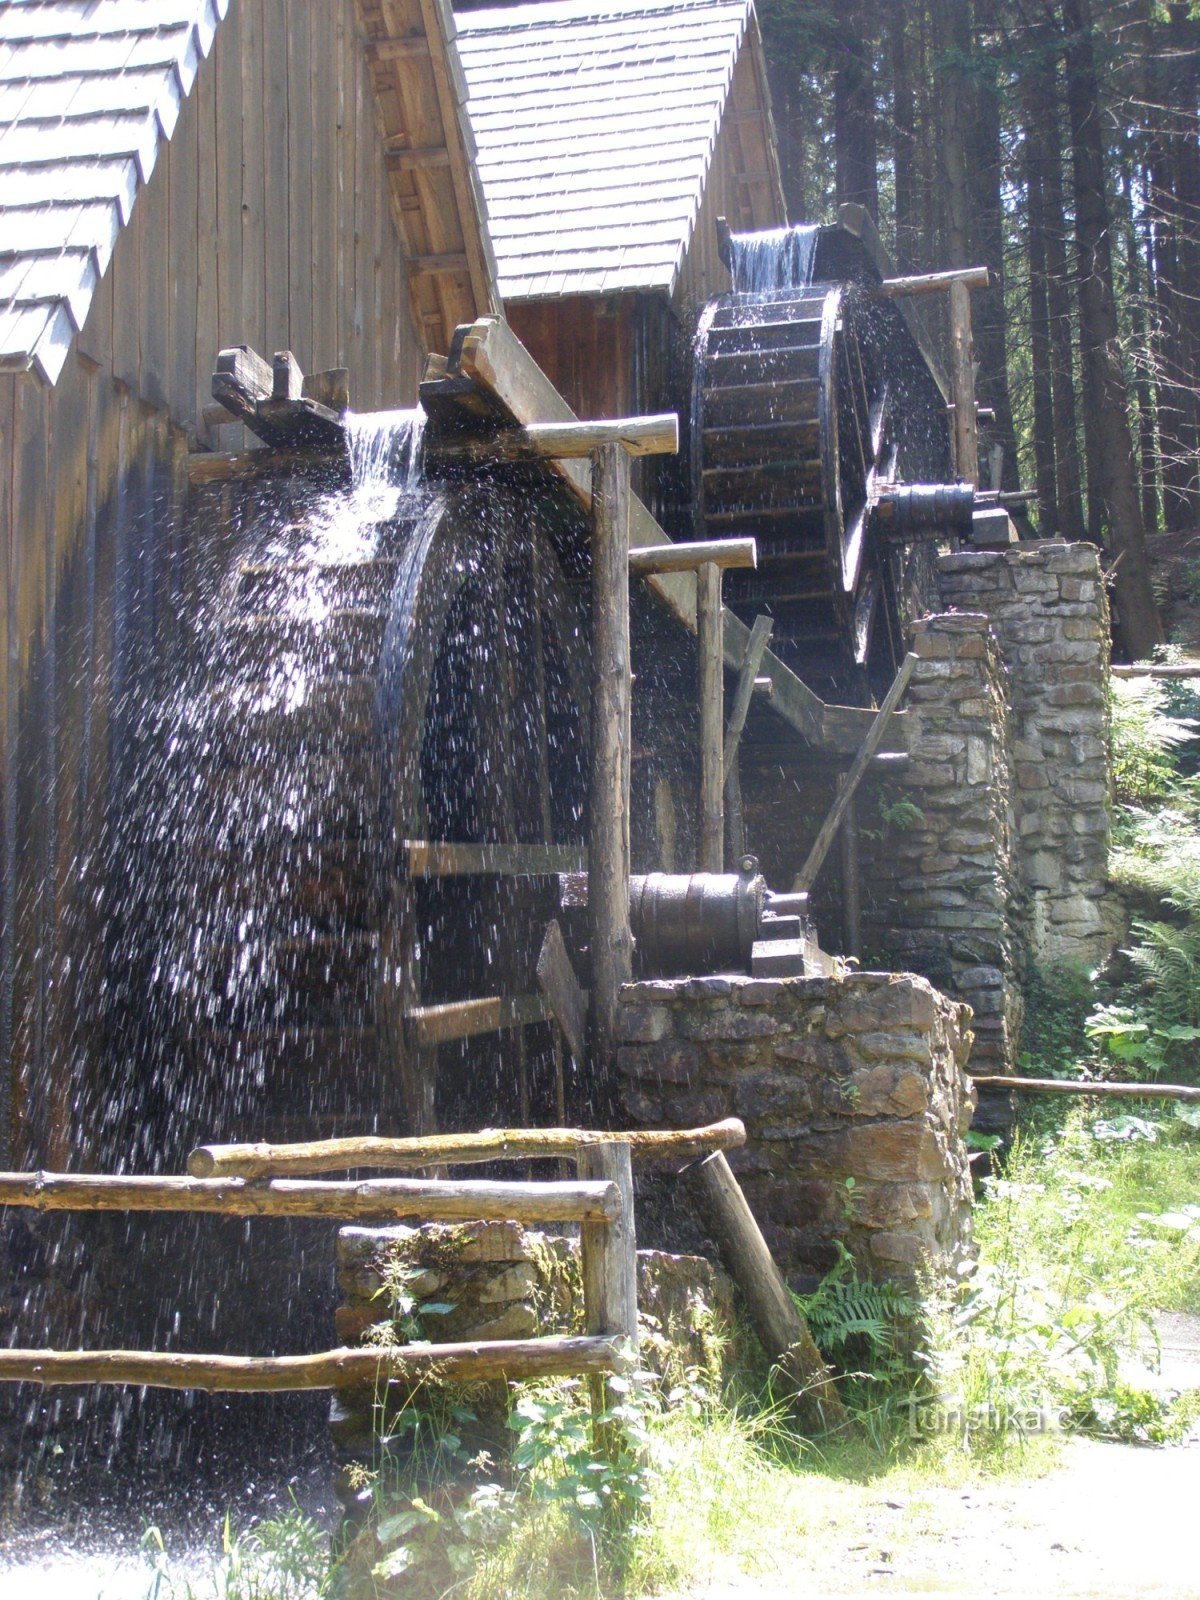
xmin=118 ymin=471 xmax=592 ymax=1159
xmin=692 ymin=281 xmax=952 ymax=702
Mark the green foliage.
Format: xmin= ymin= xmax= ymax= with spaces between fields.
xmin=917 ymin=1109 xmax=1200 ymax=1461
xmin=877 ymin=793 xmax=925 ymax=833
xmin=1018 ymin=961 xmax=1098 ymax=1077
xmin=1110 ymin=676 xmax=1198 ymax=808
xmin=141 ymin=1505 xmax=332 ymax=1600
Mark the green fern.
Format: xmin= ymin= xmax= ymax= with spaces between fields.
xmin=794 ymin=1246 xmax=915 ymax=1360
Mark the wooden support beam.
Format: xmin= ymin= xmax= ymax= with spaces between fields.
xmin=0 ymin=1171 xmax=620 ymax=1225
xmin=428 ymin=414 xmax=679 ymax=464
xmin=408 ymin=252 xmax=470 ymax=276
xmin=403 ymin=841 xmax=585 ymax=877
xmin=948 ymin=278 xmax=979 ymax=484
xmin=628 ymin=537 xmax=756 ymax=577
xmin=690 ymin=1152 xmax=848 ymax=1434
xmin=589 ymin=442 xmax=634 ymax=1085
xmin=878 ymin=266 xmax=990 ymax=297
xmin=839 ymin=782 xmax=862 ymax=961
xmin=302 ymin=367 xmax=350 ymax=412
xmin=725 ymin=616 xmax=774 ymax=860
xmin=0 ymin=1334 xmax=625 ymax=1393
xmin=272 ymin=350 xmax=304 ymax=402
xmin=370 ymin=35 xmax=432 ymax=59
xmin=724 ymin=615 xmax=774 ymax=773
xmin=406 ymin=994 xmax=547 ymax=1047
xmin=792 ymin=652 xmax=919 ymax=893
xmin=187 ymin=1118 xmax=747 ymax=1180
xmin=697 ymin=562 xmax=725 ymax=872
xmin=383 ymin=142 xmax=452 ymax=167
xmin=536 ymin=921 xmax=588 ymax=1068
xmin=972 ymin=1076 xmax=1200 ymax=1103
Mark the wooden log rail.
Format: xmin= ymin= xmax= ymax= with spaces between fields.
xmin=972 ymin=1076 xmax=1200 ymax=1103
xmin=427 ymin=414 xmax=678 ymax=463
xmin=0 ymin=1136 xmax=642 ymax=1403
xmin=0 ymin=1171 xmax=619 ymax=1225
xmin=188 ymin=1116 xmax=747 ymax=1179
xmin=0 ymin=1335 xmax=626 ymax=1393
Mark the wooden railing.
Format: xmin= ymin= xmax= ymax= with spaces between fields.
xmin=0 ymin=1117 xmax=848 ymax=1434
xmin=0 ymin=1126 xmax=671 ymax=1397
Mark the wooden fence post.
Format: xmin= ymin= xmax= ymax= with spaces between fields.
xmin=579 ymin=1140 xmax=639 ymax=1476
xmin=589 ymin=444 xmax=634 ymax=1086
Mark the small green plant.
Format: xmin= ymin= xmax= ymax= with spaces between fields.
xmin=140 ymin=1504 xmax=333 ymax=1600
xmin=878 ymin=793 xmax=925 ymax=832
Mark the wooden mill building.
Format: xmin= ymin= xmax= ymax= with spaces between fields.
xmin=0 ymin=0 xmax=788 ymax=1167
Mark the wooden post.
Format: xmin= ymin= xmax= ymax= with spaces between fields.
xmin=589 ymin=444 xmax=634 ymax=1085
xmin=579 ymin=1140 xmax=639 ymax=1475
xmin=697 ymin=561 xmax=724 ymax=872
xmin=691 ymin=1152 xmax=849 ymax=1435
xmin=949 ymin=277 xmax=979 ymax=484
xmin=838 ymin=782 xmax=861 ymax=961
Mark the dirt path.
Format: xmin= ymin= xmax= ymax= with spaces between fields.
xmin=667 ymin=1435 xmax=1200 ymax=1599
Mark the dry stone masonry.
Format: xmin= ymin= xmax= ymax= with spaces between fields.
xmin=938 ymin=541 xmax=1113 ymax=968
xmin=617 ymin=972 xmax=976 ymax=1286
xmin=862 ymin=613 xmax=1023 ymax=1090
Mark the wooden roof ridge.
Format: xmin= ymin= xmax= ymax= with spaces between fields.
xmin=356 ymin=0 xmax=501 ymax=356
xmin=457 ymin=0 xmax=785 ymax=304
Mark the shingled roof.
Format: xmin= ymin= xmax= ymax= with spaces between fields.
xmin=456 ymin=0 xmax=776 ymax=302
xmin=0 ymin=0 xmax=230 ymax=383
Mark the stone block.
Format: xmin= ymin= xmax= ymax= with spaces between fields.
xmin=617 ymin=1041 xmax=699 ymax=1084
xmin=677 ymin=1007 xmax=778 ymax=1042
xmin=617 ymin=1004 xmax=674 ymax=1044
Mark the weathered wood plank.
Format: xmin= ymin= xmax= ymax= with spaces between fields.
xmin=579 ymin=1142 xmax=638 ymax=1343
xmin=404 ymin=841 xmax=585 ymax=876
xmin=407 ymin=993 xmax=547 ymax=1046
xmin=536 ymin=920 xmax=587 ymax=1067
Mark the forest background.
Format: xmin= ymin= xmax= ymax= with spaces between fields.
xmin=756 ymin=0 xmax=1199 ymax=657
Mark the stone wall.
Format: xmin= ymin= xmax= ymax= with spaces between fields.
xmin=330 ymin=1220 xmax=735 ymax=1467
xmin=861 ymin=614 xmax=1024 ymax=1091
xmin=938 ymin=541 xmax=1113 ymax=968
xmin=618 ymin=972 xmax=976 ymax=1285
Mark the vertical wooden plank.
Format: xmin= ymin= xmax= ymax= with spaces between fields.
xmin=138 ymin=130 xmax=170 ymax=409
xmin=588 ymin=443 xmax=633 ymax=1088
xmin=839 ymin=783 xmax=861 ymax=960
xmin=169 ymin=75 xmax=199 ymax=430
xmin=240 ymin=0 xmax=266 ymax=358
xmin=357 ymin=51 xmax=381 ymax=406
xmin=0 ymin=373 xmax=14 ymax=1165
xmin=310 ymin=0 xmax=336 ymax=372
xmin=195 ymin=8 xmax=220 ymax=441
xmin=215 ymin=0 xmax=243 ymax=354
xmin=110 ymin=189 xmax=141 ymax=391
xmin=287 ymin=0 xmax=313 ymax=367
xmin=262 ymin=0 xmax=290 ymax=353
xmin=697 ymin=561 xmax=723 ymax=872
xmin=334 ymin=0 xmax=349 ymax=369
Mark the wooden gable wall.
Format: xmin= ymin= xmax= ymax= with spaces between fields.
xmin=0 ymin=0 xmax=430 ymax=1167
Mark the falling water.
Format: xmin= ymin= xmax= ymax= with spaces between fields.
xmin=0 ymin=406 xmax=440 ymax=1597
xmin=729 ymin=223 xmax=819 ymax=293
